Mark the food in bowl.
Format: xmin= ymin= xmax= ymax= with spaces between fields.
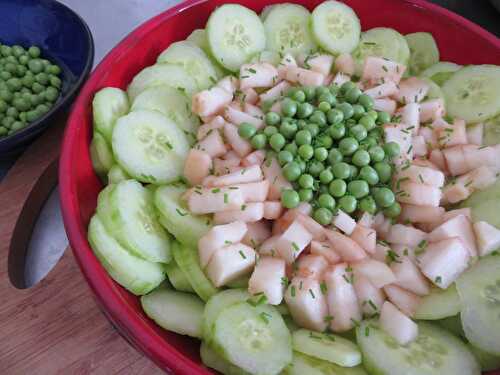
xmin=85 ymin=1 xmax=500 ymax=374
xmin=0 ymin=42 xmax=62 ymax=137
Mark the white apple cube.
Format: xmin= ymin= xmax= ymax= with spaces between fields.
xmin=473 ymin=221 xmax=500 ymax=256
xmin=379 ymin=301 xmax=419 ymax=345
xmin=248 ymin=257 xmax=286 ymax=305
xmin=206 ymin=243 xmax=256 ymax=287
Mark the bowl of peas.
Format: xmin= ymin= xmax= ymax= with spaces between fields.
xmin=0 ymin=0 xmax=94 ymax=157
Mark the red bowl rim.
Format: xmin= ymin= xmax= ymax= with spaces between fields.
xmin=59 ymin=0 xmax=500 ymax=372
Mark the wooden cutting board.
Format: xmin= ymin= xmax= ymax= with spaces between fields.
xmin=0 ymin=121 xmax=163 ymax=374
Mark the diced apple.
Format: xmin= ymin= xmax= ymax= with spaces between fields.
xmin=400 ymin=204 xmax=445 ymax=224
xmin=278 ymin=53 xmax=297 ymax=80
xmin=379 ymin=301 xmax=419 ymax=345
xmin=334 ymin=53 xmax=355 ymax=75
xmin=209 ymin=165 xmax=263 ymax=187
xmin=387 ymin=224 xmax=427 ymax=247
xmin=192 ymin=86 xmax=233 ymax=117
xmin=306 ymin=54 xmax=334 ymax=76
xmin=206 ymin=243 xmax=256 ymax=287
xmin=466 ymin=123 xmax=483 ymax=145
xmin=325 ymin=229 xmax=367 ymax=262
xmin=272 ymin=203 xmax=312 ymax=235
xmin=473 ymin=221 xmax=500 ymax=256
xmin=183 ymin=149 xmax=212 ymax=186
xmin=242 ymin=150 xmax=266 ymax=167
xmin=248 ymin=257 xmax=286 ymax=305
xmin=324 ymin=263 xmax=362 ymax=332
xmin=418 ymin=237 xmax=470 ymax=289
xmin=213 ymin=157 xmax=241 ymax=176
xmin=419 ymin=126 xmax=438 ymax=150
xmin=467 ymin=166 xmax=496 ymax=190
xmin=395 ymin=164 xmax=445 ymax=188
xmin=435 ymin=120 xmax=467 ymax=148
xmin=285 ymin=277 xmax=329 ymax=332
xmin=331 ymin=72 xmax=351 ymax=87
xmin=239 ymin=62 xmax=279 ymax=89
xmin=373 ymin=242 xmax=391 ymax=263
xmin=428 ymin=215 xmax=477 ymax=257
xmin=419 ymin=98 xmax=445 ymax=123
xmin=352 ymin=259 xmax=396 ymax=288
xmin=391 ymin=257 xmax=430 ymax=296
xmin=350 ymin=224 xmax=376 ymax=254
xmin=262 ymin=157 xmax=293 ymax=200
xmin=373 ymin=212 xmax=392 ymax=240
xmin=412 ymin=136 xmax=427 ymax=157
xmin=358 ymin=212 xmax=374 ymax=228
xmin=462 ymin=144 xmax=497 ymax=172
xmin=443 ymin=208 xmax=471 ymax=222
xmin=353 ymin=273 xmax=386 ymax=317
xmin=259 ymin=235 xmax=280 ymax=257
xmin=296 ymin=254 xmax=329 ymax=279
xmin=216 ymin=76 xmax=239 ymax=95
xmin=242 ymin=220 xmax=271 ymax=248
xmin=442 ymin=145 xmax=468 ymax=176
xmin=398 ymin=103 xmax=420 ymax=134
xmin=228 ymin=180 xmax=269 ymax=203
xmin=188 ymin=187 xmax=245 ymax=214
xmin=393 ymin=77 xmax=429 ymax=104
xmin=276 ymin=220 xmax=313 ymax=264
xmin=363 ymin=81 xmax=399 ymax=99
xmin=259 ymin=81 xmax=291 ymax=102
xmin=396 ymin=181 xmax=442 ymax=207
xmin=243 ymin=102 xmax=264 ymax=119
xmin=384 ymin=124 xmax=413 ymax=160
xmin=310 ymin=240 xmax=342 ymax=264
xmin=214 ymin=202 xmax=264 ymax=224
xmin=297 ymin=213 xmax=326 ymax=240
xmin=195 ymin=129 xmax=226 ymax=158
xmin=374 ymin=99 xmax=397 ymax=115
xmin=442 ymin=182 xmax=471 ymax=204
xmin=240 ymin=88 xmax=259 ymax=104
xmin=383 ymin=284 xmax=420 ymax=317
xmin=332 ymin=209 xmax=357 ymax=235
xmin=224 ymin=123 xmax=252 ymax=157
xmin=429 ymin=149 xmax=448 ymax=173
xmin=224 ymin=105 xmax=264 ymax=129
xmin=362 ymin=56 xmax=406 ymax=84
xmin=263 ymin=201 xmax=284 ymax=220
xmin=197 ymin=116 xmax=226 ymax=140
xmin=286 ymin=66 xmax=325 ymax=87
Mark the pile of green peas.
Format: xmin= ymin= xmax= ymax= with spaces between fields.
xmin=237 ymin=80 xmax=402 ymax=226
xmin=0 ymin=43 xmax=62 ymax=137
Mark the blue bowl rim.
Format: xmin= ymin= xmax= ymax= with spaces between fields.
xmin=0 ymin=0 xmax=95 ymax=148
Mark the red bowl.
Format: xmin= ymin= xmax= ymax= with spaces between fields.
xmin=60 ymin=0 xmax=500 ymax=373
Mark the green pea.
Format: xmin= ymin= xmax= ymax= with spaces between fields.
xmin=261 ymin=99 xmax=275 ymax=113
xmin=26 ymin=110 xmax=41 ymax=122
xmin=44 ymin=87 xmax=59 ymax=102
xmin=238 ymin=122 xmax=257 ymax=139
xmin=0 ymin=71 xmax=11 ymax=80
xmin=292 ymin=90 xmax=306 ymax=103
xmin=339 ymin=195 xmax=357 ymax=213
xmin=298 ymin=159 xmax=307 ymax=173
xmin=36 ymin=103 xmax=50 ymax=115
xmin=263 ymin=126 xmax=278 ymax=138
xmin=329 ymin=84 xmax=340 ymax=95
xmin=0 ymin=45 xmax=12 ymax=56
xmin=349 ymin=164 xmax=358 ymax=180
xmin=313 ymin=207 xmax=333 ymax=225
xmin=0 ymin=126 xmax=7 ymax=136
xmin=281 ymin=189 xmax=300 ymax=209
xmin=328 ymin=148 xmax=343 ymax=165
xmin=283 ymin=162 xmax=301 ymax=181
xmin=32 ymin=82 xmax=44 ymax=94
xmin=328 ymin=124 xmax=345 ymax=140
xmin=314 ymin=147 xmax=328 ymax=162
xmin=22 ymin=74 xmax=34 ymax=87
xmin=28 ymin=46 xmax=41 ymax=58
xmin=352 ymin=149 xmax=371 ymax=167
xmin=6 ymin=106 xmax=18 ymax=118
xmin=367 ymin=110 xmax=378 ymax=120
xmin=374 ymin=187 xmax=395 ymax=208
xmin=319 ymin=168 xmax=334 ymax=184
xmin=374 ymin=162 xmax=392 ymax=183
xmin=296 ymin=102 xmax=314 ymax=120
xmin=318 ymin=194 xmax=335 ymax=210
xmin=303 ymin=86 xmax=316 ymax=101
xmin=340 ymin=81 xmax=357 ymax=94
xmin=327 ymin=108 xmax=344 ymax=125
xmin=352 ymin=104 xmax=366 ymax=120
xmin=299 ymin=173 xmax=314 ymax=189
xmin=251 ymin=133 xmax=267 ymax=149
xmin=36 ymin=72 xmax=49 ymax=85
xmin=368 ymin=128 xmax=383 ymax=140
xmin=359 ymin=196 xmax=377 ymax=214
xmin=265 ymin=111 xmax=280 ymax=126
xmin=286 ymin=87 xmax=299 ymax=98
xmin=5 ymin=63 xmax=17 ymax=74
xmin=347 ymin=180 xmax=370 ymax=199
xmin=339 ymin=137 xmax=359 ymax=156
xmin=377 ymin=111 xmax=391 ymax=124
xmin=345 ymin=87 xmax=362 ymax=104
xmin=305 ymin=123 xmax=319 ymax=137
xmin=19 ymin=112 xmax=27 ymax=122
xmin=280 ymin=122 xmax=297 ymax=139
xmin=328 ymin=179 xmax=346 ymax=198
xmin=318 ymin=101 xmax=331 ymax=113
xmin=18 ymin=55 xmax=29 ymax=65
xmin=11 ymin=121 xmax=25 ymax=131
xmin=15 ymin=65 xmax=27 ymax=78
xmin=49 ymin=75 xmax=62 ymax=88
xmin=383 ymin=202 xmax=401 ymax=218
xmin=318 ymin=92 xmax=336 ymax=106
xmin=29 ymin=94 xmax=41 ymax=107
xmin=350 ymin=124 xmax=368 ymax=141
xmin=28 ymin=59 xmax=43 ymax=74
xmin=297 ymin=119 xmax=307 ymax=129
xmin=359 ymin=115 xmax=376 ymax=131
xmin=309 ymin=110 xmax=327 ymax=127
xmin=306 ymin=160 xmax=323 ymax=177
xmin=278 ymin=150 xmax=293 ymax=166
xmin=298 ymin=144 xmax=314 ymax=160
xmin=332 ymin=162 xmax=351 ymax=180
xmin=0 ymin=99 xmax=6 ymax=113
xmin=336 ymin=102 xmax=354 ymax=120
xmin=295 ymin=129 xmax=312 ymax=145
xmin=359 ymin=166 xmax=380 ymax=185
xmin=299 ymin=188 xmax=313 ymax=202
xmin=2 ymin=116 xmax=14 ymax=128
xmin=0 ymin=90 xmax=12 ymax=103
xmin=358 ymin=96 xmax=374 ymax=113
xmin=315 ymin=86 xmax=330 ymax=97
xmin=48 ymin=64 xmax=61 ymax=75
xmin=284 ymin=142 xmax=298 ymax=155
xmin=384 ymin=142 xmax=401 ymax=158
xmin=282 ymin=99 xmax=298 ymax=117
xmin=368 ymin=146 xmax=385 ymax=162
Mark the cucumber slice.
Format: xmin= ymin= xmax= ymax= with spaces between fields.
xmin=141 ymin=287 xmax=204 ymax=338
xmin=154 ymin=184 xmax=212 ymax=248
xmin=107 ymin=164 xmax=130 ymax=184
xmin=352 ymin=27 xmax=410 ymax=74
xmin=292 ymin=329 xmax=361 ymax=367
xmin=283 ymin=351 xmax=368 ymax=375
xmin=442 ymin=65 xmax=500 ymax=123
xmin=483 ymin=114 xmax=500 ymax=146
xmin=437 ymin=315 xmax=465 ymax=338
xmin=356 ymin=320 xmax=480 ymax=375
xmin=456 ymin=255 xmax=500 ymax=355
xmin=92 ymin=87 xmax=129 ymax=142
xmin=164 ymin=258 xmax=194 ymax=293
xmin=157 ymin=41 xmax=218 ymax=91
xmin=131 ymin=85 xmax=199 ymax=140
xmin=171 ymin=241 xmax=219 ymax=302
xmin=200 ymin=341 xmax=250 ymax=375
xmin=127 ymin=63 xmax=198 ymax=101
xmin=414 ymin=285 xmax=461 ymax=320
xmin=212 ymin=302 xmax=292 ymax=374
xmin=283 ymin=315 xmax=300 ymax=332
xmin=311 ymin=1 xmax=360 ymax=55
xmin=421 ymin=77 xmax=444 ymax=101
xmin=468 ymin=343 xmax=500 ymax=371
xmin=112 ymin=110 xmax=190 ymax=184
xmin=88 ymin=215 xmax=165 ymax=295
xmin=421 ymin=61 xmax=462 ymax=86
xmin=460 ymin=180 xmax=500 ymax=228
xmin=264 ymin=4 xmax=317 ymax=57
xmin=187 ymin=29 xmax=210 ymax=55
xmin=207 ymin=4 xmax=266 ymax=72
xmin=98 ymin=179 xmax=171 ymax=263
xmin=405 ymin=32 xmax=439 ymax=75
xmin=260 ymin=5 xmax=276 ymax=21
xmin=203 ymin=289 xmax=250 ymax=340
xmin=90 ymin=132 xmax=114 ymax=179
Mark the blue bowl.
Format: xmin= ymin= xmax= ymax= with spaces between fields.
xmin=0 ymin=0 xmax=94 ymax=157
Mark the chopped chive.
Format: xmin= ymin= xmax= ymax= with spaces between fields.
xmin=259 ymin=312 xmax=272 ymax=324
xmin=176 ymin=208 xmax=188 ymax=216
xmin=292 ymin=242 xmax=300 ymax=252
xmin=309 ymin=289 xmax=316 ymax=299
xmin=320 ymin=281 xmax=328 ymax=295
xmin=291 ymin=285 xmax=296 ymax=297
xmin=281 ymin=277 xmax=289 ymax=287
xmin=239 ymin=250 xmax=247 ymax=259
xmin=435 ymin=276 xmax=442 ymax=284
xmin=211 ymin=188 xmax=221 ymax=193
xmin=418 ymin=174 xmax=424 ymax=183
xmin=224 ymin=193 xmax=228 ymax=204
xmin=241 ymin=204 xmax=247 ymax=211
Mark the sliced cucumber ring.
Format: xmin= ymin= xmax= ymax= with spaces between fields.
xmin=442 ymin=65 xmax=500 ymax=123
xmin=264 ymin=4 xmax=317 ymax=57
xmin=90 ymin=132 xmax=114 ymax=179
xmin=468 ymin=343 xmax=500 ymax=371
xmin=107 ymin=164 xmax=130 ymax=184
xmin=421 ymin=61 xmax=462 ymax=86
xmin=461 ymin=179 xmax=500 ymax=227
xmin=456 ymin=256 xmax=500 ymax=355
xmin=207 ymin=4 xmax=266 ymax=72
xmin=421 ymin=77 xmax=445 ymax=101
xmin=356 ymin=320 xmax=480 ymax=375
xmin=311 ymin=0 xmax=360 ymax=55
xmin=414 ymin=285 xmax=461 ymax=320
xmin=283 ymin=351 xmax=368 ymax=375
xmin=112 ymin=110 xmax=190 ymax=184
xmin=92 ymin=87 xmax=129 ymax=142
xmin=164 ymin=258 xmax=194 ymax=293
xmin=212 ymin=302 xmax=292 ymax=375
xmin=405 ymin=32 xmax=439 ymax=75
xmin=484 ymin=114 xmax=500 ymax=146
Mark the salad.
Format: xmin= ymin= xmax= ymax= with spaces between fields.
xmin=87 ymin=1 xmax=500 ymax=374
